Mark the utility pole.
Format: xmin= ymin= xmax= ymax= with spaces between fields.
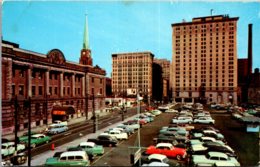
xmin=92 ymin=94 xmax=96 ymax=133
xmin=85 ymin=94 xmax=88 ymax=120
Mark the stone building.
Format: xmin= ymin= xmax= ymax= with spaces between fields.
xmin=1 ymin=16 xmax=106 ymax=135
xmin=171 ymin=15 xmax=239 ymax=104
xmin=111 ymin=52 xmax=154 ymax=102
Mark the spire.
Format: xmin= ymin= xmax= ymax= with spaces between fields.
xmin=83 ymin=14 xmax=89 ymax=49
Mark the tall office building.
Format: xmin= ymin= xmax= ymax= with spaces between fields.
xmin=111 ymin=52 xmax=154 ymax=100
xmin=171 ymin=15 xmax=238 ymax=104
xmin=154 ymin=58 xmax=171 ymax=102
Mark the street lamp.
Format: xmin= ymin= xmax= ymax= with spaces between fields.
xmin=92 ymin=93 xmax=101 ymax=133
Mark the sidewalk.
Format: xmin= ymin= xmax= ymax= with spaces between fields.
xmin=2 ymin=111 xmax=111 ymax=141
xmin=28 ymin=113 xmax=137 ymax=166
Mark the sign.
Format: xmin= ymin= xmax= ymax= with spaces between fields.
xmin=130 ymin=148 xmax=141 ymax=164
xmin=52 ymin=110 xmax=66 ymax=115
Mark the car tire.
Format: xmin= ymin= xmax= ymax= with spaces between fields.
xmin=176 ymin=154 xmax=181 ymax=160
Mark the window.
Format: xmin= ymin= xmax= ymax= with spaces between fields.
xmin=67 ymin=87 xmax=70 ymax=95
xmin=100 ymin=78 xmax=102 ymax=84
xmin=32 ymin=71 xmax=36 ymax=78
xmin=19 ymin=70 xmax=24 ymax=77
xmin=92 ymin=77 xmax=94 ymax=83
xmin=49 ymin=87 xmax=52 ymax=95
xmin=39 ymin=86 xmax=43 ymax=95
xmin=54 ymin=87 xmax=58 ymax=95
xmin=19 ymin=85 xmax=24 ymax=95
xmin=100 ymin=88 xmax=103 ymax=95
xmin=12 ymin=85 xmax=15 ymax=96
xmin=92 ymin=88 xmax=94 ymax=95
xmin=32 ymin=86 xmax=36 ymax=96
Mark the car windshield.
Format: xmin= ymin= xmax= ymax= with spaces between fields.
xmin=2 ymin=145 xmax=7 ymax=149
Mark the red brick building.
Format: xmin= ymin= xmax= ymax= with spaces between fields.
xmin=1 ymin=17 xmax=106 ymax=135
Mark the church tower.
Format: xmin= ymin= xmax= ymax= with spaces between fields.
xmin=79 ymin=15 xmax=93 ymax=66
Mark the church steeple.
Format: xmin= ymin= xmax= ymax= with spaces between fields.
xmin=80 ymin=14 xmax=93 ymax=66
xmin=83 ymin=15 xmax=89 ymax=49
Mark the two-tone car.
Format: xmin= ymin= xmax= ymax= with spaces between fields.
xmin=191 ymin=152 xmax=240 ymax=166
xmin=1 ymin=142 xmax=26 ymax=158
xmin=45 ymin=151 xmax=90 ymax=166
xmin=46 ymin=124 xmax=69 ymax=135
xmin=101 ymin=129 xmax=128 ymax=140
xmin=193 ymin=117 xmax=215 ymax=124
xmin=21 ymin=134 xmax=51 ymax=148
xmin=146 ymin=143 xmax=187 ymax=160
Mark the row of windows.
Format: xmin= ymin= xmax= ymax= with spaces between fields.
xmin=12 ymin=70 xmax=83 ymax=82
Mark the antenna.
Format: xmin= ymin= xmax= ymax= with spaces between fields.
xmin=210 ymin=9 xmax=214 ymax=16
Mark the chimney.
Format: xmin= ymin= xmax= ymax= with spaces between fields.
xmin=248 ymin=24 xmax=253 ymax=76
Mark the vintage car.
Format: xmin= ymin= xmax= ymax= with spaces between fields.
xmin=146 ymin=143 xmax=187 ymax=160
xmin=202 ymin=130 xmax=225 ymax=140
xmin=87 ymin=134 xmax=118 ymax=147
xmin=172 ymin=117 xmax=193 ymax=124
xmin=18 ymin=131 xmax=38 ymax=142
xmin=46 ymin=124 xmax=69 ymax=135
xmin=101 ymin=129 xmax=128 ymax=140
xmin=122 ymin=121 xmax=140 ymax=130
xmin=116 ymin=125 xmax=135 ymax=135
xmin=141 ymin=154 xmax=181 ymax=166
xmin=188 ymin=137 xmax=225 ymax=146
xmin=191 ymin=152 xmax=240 ymax=166
xmin=45 ymin=151 xmax=90 ymax=166
xmin=193 ymin=117 xmax=215 ymax=124
xmin=53 ymin=120 xmax=68 ymax=126
xmin=21 ymin=134 xmax=51 ymax=148
xmin=1 ymin=142 xmax=26 ymax=158
xmin=150 ymin=110 xmax=162 ymax=116
xmin=67 ymin=142 xmax=104 ymax=160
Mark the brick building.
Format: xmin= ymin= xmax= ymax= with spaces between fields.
xmin=1 ymin=16 xmax=106 ymax=135
xmin=171 ymin=15 xmax=238 ymax=104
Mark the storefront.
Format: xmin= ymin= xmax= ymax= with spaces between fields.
xmin=52 ymin=106 xmax=75 ymax=122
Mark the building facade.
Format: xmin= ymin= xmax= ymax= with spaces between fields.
xmin=154 ymin=58 xmax=171 ymax=102
xmin=171 ymin=15 xmax=238 ymax=104
xmin=111 ymin=52 xmax=154 ymax=101
xmin=1 ymin=16 xmax=106 ymax=135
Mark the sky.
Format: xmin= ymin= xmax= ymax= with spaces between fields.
xmin=2 ymin=1 xmax=260 ymax=77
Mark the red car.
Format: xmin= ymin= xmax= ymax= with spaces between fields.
xmin=146 ymin=143 xmax=187 ymax=160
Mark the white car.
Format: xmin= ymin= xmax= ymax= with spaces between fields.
xmin=142 ymin=154 xmax=170 ymax=166
xmin=101 ymin=129 xmax=128 ymax=140
xmin=192 ymin=152 xmax=240 ymax=166
xmin=165 ymin=109 xmax=178 ymax=113
xmin=53 ymin=120 xmax=68 ymax=126
xmin=194 ymin=117 xmax=215 ymax=124
xmin=123 ymin=122 xmax=140 ymax=130
xmin=2 ymin=142 xmax=26 ymax=157
xmin=172 ymin=116 xmax=193 ymax=124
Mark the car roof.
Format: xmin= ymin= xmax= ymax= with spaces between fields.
xmin=208 ymin=151 xmax=228 ymax=158
xmin=2 ymin=142 xmax=14 ymax=146
xmin=148 ymin=154 xmax=167 ymax=160
xmin=156 ymin=143 xmax=173 ymax=148
xmin=80 ymin=142 xmax=95 ymax=147
xmin=61 ymin=151 xmax=86 ymax=157
xmin=32 ymin=134 xmax=44 ymax=137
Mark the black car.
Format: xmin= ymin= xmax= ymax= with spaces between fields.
xmin=158 ymin=132 xmax=188 ymax=143
xmin=87 ymin=134 xmax=118 ymax=147
xmin=202 ymin=144 xmax=237 ymax=158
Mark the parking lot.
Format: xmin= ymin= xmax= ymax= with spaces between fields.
xmin=91 ymin=109 xmax=258 ymax=166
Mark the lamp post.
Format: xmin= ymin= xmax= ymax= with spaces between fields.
xmin=92 ymin=94 xmax=96 ymax=133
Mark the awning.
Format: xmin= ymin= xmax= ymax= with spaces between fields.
xmin=52 ymin=106 xmax=75 ymax=115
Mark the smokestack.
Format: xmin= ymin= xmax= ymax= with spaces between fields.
xmin=248 ymin=24 xmax=253 ymax=76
